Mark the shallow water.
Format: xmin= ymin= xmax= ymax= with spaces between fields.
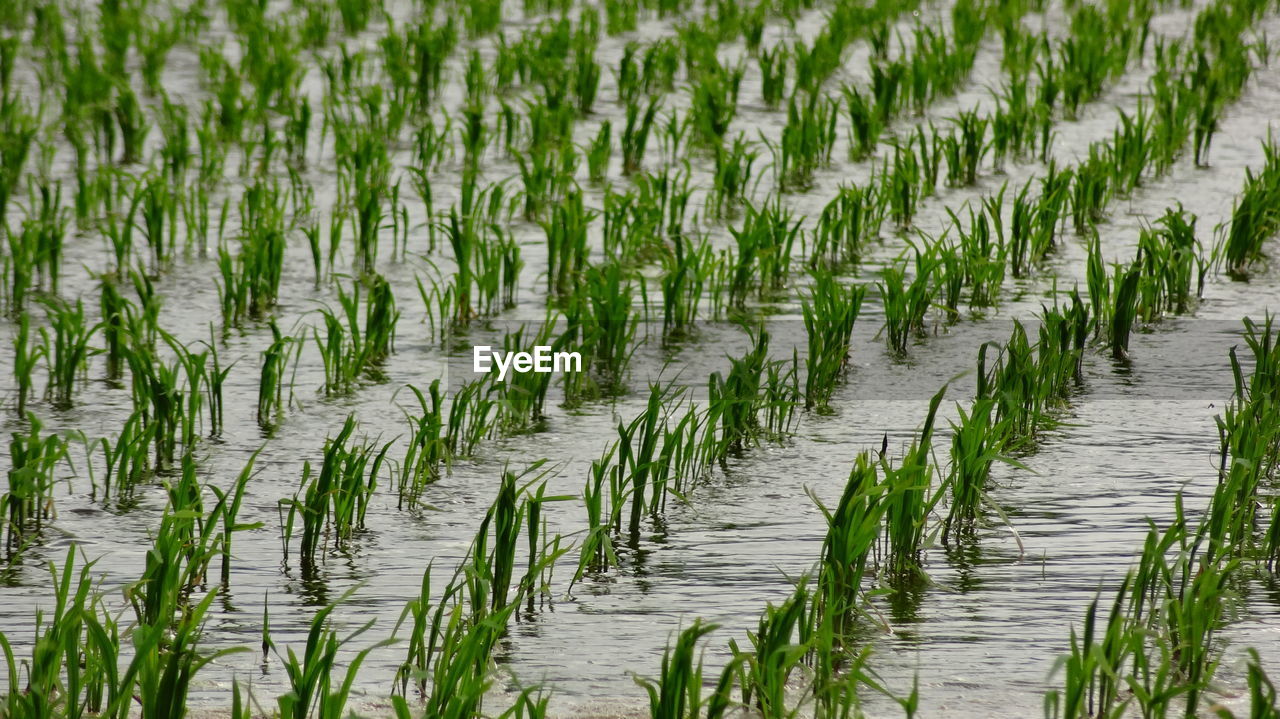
xmin=3 ymin=0 xmax=1280 ymax=716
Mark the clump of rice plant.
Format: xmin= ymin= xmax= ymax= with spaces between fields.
xmin=569 ymin=262 xmax=636 ymax=396
xmin=634 ymin=620 xmax=732 ymax=719
xmin=880 ymin=386 xmax=945 ymax=581
xmin=489 ymin=320 xmax=569 ymax=435
xmin=878 ymin=254 xmax=934 ymax=355
xmin=707 ymin=135 xmax=757 ymax=220
xmin=660 ymin=236 xmax=715 ymax=343
xmin=1222 ymin=138 xmax=1280 ymax=275
xmin=810 ymin=452 xmax=883 ymax=635
xmin=92 ymin=411 xmax=156 ymax=503
xmin=269 ymin=589 xmax=388 ymax=719
xmin=687 ymin=60 xmax=743 ymax=151
xmin=281 ymin=415 xmax=391 ymax=568
xmin=1133 ymin=206 xmax=1207 ymax=321
xmin=705 ymin=327 xmax=799 ymax=462
xmin=543 ymin=190 xmax=594 ymax=301
xmin=394 ymin=382 xmax=449 ymax=509
xmin=258 ymin=321 xmax=300 ymax=428
xmin=393 ymin=467 xmax=566 ymax=709
xmin=314 ymin=274 xmax=399 ymax=395
xmin=802 ymin=269 xmax=865 ymax=411
xmin=12 ymin=313 xmax=43 ymax=416
xmin=38 ymin=297 xmax=100 ymax=409
xmin=573 ymin=445 xmax=621 ymax=583
xmin=735 ymin=580 xmax=811 ymax=719
xmin=728 ymin=202 xmax=800 ymax=307
xmin=621 ymin=97 xmax=660 ymax=175
xmin=3 ymin=415 xmax=68 ymax=557
xmin=770 ymin=91 xmax=837 ymax=192
xmin=809 ymin=184 xmax=884 ymax=270
xmin=941 ymin=398 xmax=1013 ymax=544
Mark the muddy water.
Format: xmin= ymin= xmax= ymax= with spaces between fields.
xmin=3 ymin=0 xmax=1280 ymax=716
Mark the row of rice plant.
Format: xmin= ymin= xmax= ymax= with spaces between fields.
xmin=1045 ymin=316 xmax=1280 ymax=718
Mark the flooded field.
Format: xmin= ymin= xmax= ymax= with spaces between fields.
xmin=3 ymin=0 xmax=1280 ymax=716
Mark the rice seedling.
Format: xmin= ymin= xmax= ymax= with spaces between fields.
xmin=93 ymin=411 xmax=155 ymax=503
xmin=0 ymin=97 xmax=37 ymax=223
xmin=217 ymin=180 xmax=288 ymax=322
xmin=490 ymin=321 xmax=567 ymax=435
xmin=810 ymin=453 xmax=884 ymax=635
xmin=1107 ymin=264 xmax=1141 ymax=361
xmin=1134 ymin=206 xmax=1207 ymax=320
xmin=634 ymin=620 xmax=730 ymax=719
xmin=1045 ymin=580 xmax=1138 ymax=719
xmin=271 ymin=593 xmax=389 ymax=719
xmin=12 ymin=313 xmax=42 ymax=417
xmin=0 ymin=545 xmax=116 ymax=716
xmin=282 ymin=415 xmax=391 ymax=568
xmin=314 ymin=274 xmax=400 ymax=394
xmin=573 ymin=445 xmax=621 ymax=583
xmin=708 ymin=135 xmax=757 ymax=220
xmin=660 ymin=236 xmax=715 ymax=342
xmin=1006 ymin=173 xmax=1065 ymax=278
xmin=809 ymin=184 xmax=884 ymax=270
xmin=446 ymin=378 xmax=497 ymax=459
xmin=976 ymin=294 xmax=1088 ymax=450
xmin=397 ymin=590 xmax=514 ymax=717
xmin=586 ymin=121 xmax=612 ymax=183
xmin=1163 ymin=551 xmax=1236 ymax=710
xmin=880 ymin=386 xmax=945 ymax=582
xmin=1221 ymin=138 xmax=1280 ymax=275
xmin=941 ymin=399 xmax=1011 ymax=544
xmin=516 ymin=144 xmax=576 ymax=222
xmin=842 ymin=85 xmax=882 ymax=162
xmin=802 ymin=269 xmax=866 ymax=411
xmin=210 ymin=450 xmax=263 ymax=585
xmin=3 ymin=416 xmax=68 ymax=557
xmin=942 ymin=108 xmax=989 ymax=187
xmin=759 ymin=45 xmax=788 ymax=109
xmin=258 ymin=321 xmax=300 ymax=429
xmin=878 ymin=255 xmax=935 ymax=355
xmin=543 ymin=190 xmax=594 ymax=301
xmin=395 ymin=382 xmax=449 ymax=509
xmin=613 ymin=385 xmax=668 ymax=538
xmin=574 ymin=262 xmax=637 ymax=393
xmin=705 ymin=327 xmax=799 ymax=462
xmin=38 ymin=297 xmax=100 ymax=410
xmin=1046 ymin=451 xmax=1253 ymax=719
xmin=728 ymin=202 xmax=801 ymax=306
xmin=603 ymin=0 xmax=639 ymax=35
xmin=1106 ymin=103 xmax=1154 ymax=193
xmin=771 ymin=91 xmax=837 ymax=192
xmin=16 ymin=178 xmax=70 ymax=296
xmin=622 ymin=97 xmax=660 ymax=175
xmin=1240 ymin=650 xmax=1280 ymax=719
xmin=127 ymin=457 xmax=228 ymax=622
xmin=884 ymin=139 xmax=924 ymax=229
xmin=336 ymin=126 xmax=392 ymax=276
xmin=392 ymin=468 xmax=566 ymax=712
xmin=688 ymin=60 xmax=743 ymax=151
xmin=734 ymin=580 xmax=811 ymax=719
xmin=945 ymin=202 xmax=1007 ymax=310
xmin=161 ymin=333 xmax=213 ymax=451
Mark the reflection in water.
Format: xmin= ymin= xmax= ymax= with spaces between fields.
xmin=293 ymin=562 xmax=331 ymax=608
xmin=885 ymin=575 xmax=928 ymax=627
xmin=943 ymin=539 xmax=986 ymax=595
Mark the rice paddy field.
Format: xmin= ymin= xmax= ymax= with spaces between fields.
xmin=5 ymin=0 xmax=1280 ymax=716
